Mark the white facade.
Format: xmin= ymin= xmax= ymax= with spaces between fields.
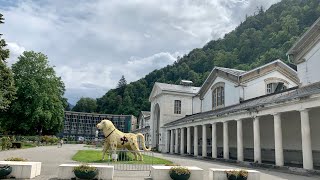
xmin=149 ymin=83 xmax=199 ymax=151
xmin=296 ymin=40 xmax=320 ymax=85
xmin=192 ymin=60 xmax=299 ymax=113
xmin=148 ymin=17 xmax=320 ymax=171
xmin=287 ymin=17 xmax=320 ymax=86
xmin=200 ymin=76 xmax=239 ymax=112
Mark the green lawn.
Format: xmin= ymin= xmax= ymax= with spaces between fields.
xmin=72 ymin=150 xmax=172 ymax=164
xmin=21 ymin=142 xmax=37 ymax=149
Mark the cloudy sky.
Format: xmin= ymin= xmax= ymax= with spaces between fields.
xmin=0 ymin=0 xmax=280 ymax=104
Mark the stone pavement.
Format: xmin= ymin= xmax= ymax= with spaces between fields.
xmin=0 ymin=144 xmax=86 ymax=180
xmin=153 ymin=153 xmax=320 ymax=180
xmin=0 ymin=145 xmax=319 ymax=180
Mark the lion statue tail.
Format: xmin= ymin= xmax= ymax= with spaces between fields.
xmin=137 ymin=133 xmax=151 ymax=151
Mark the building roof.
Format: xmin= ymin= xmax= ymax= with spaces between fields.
xmin=141 ymin=111 xmax=150 ymax=118
xmin=215 ymin=67 xmax=246 ymax=76
xmin=197 ymin=59 xmax=298 ymax=99
xmin=286 ymin=16 xmax=320 ymax=64
xmin=131 ymin=126 xmax=150 ymax=133
xmin=149 ymin=82 xmax=200 ymax=101
xmin=155 ymin=82 xmax=200 ymax=94
xmin=164 ymin=81 xmax=320 ymax=127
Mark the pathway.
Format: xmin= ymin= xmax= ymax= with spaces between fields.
xmin=0 ymin=145 xmax=319 ymax=180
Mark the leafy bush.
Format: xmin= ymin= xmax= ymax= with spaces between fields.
xmin=169 ymin=166 xmax=191 ymax=176
xmin=73 ymin=164 xmax=97 ymax=172
xmin=41 ymin=135 xmax=59 ymax=145
xmin=1 ymin=137 xmax=12 ymax=150
xmin=226 ymin=170 xmax=248 ymax=180
xmin=4 ymin=157 xmax=27 ymax=161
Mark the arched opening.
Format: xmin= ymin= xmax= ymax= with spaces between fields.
xmin=154 ymin=103 xmax=160 ymax=149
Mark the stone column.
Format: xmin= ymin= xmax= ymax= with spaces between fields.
xmin=300 ymin=109 xmax=313 ymax=170
xmin=187 ymin=127 xmax=191 ymax=154
xmin=274 ymin=113 xmax=284 ymax=166
xmin=212 ymin=123 xmax=217 ymax=158
xmin=170 ymin=129 xmax=174 ymax=154
xmin=202 ymin=124 xmax=207 ymax=157
xmin=175 ymin=128 xmax=179 ymax=154
xmin=194 ymin=125 xmax=198 ymax=156
xmin=223 ymin=121 xmax=229 ymax=159
xmin=237 ymin=119 xmax=244 ymax=161
xmin=180 ymin=127 xmax=185 ymax=155
xmin=166 ymin=130 xmax=170 ymax=153
xmin=253 ymin=116 xmax=261 ymax=163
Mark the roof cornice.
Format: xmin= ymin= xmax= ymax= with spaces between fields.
xmin=287 ymin=17 xmax=320 ymax=64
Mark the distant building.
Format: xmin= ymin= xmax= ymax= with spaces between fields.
xmin=63 ymin=111 xmax=137 ymax=141
xmin=132 ymin=111 xmax=151 ymax=146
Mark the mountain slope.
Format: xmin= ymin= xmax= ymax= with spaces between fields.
xmin=96 ymin=0 xmax=320 ymax=117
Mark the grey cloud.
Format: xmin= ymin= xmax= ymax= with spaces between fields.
xmin=0 ymin=0 xmax=280 ymax=104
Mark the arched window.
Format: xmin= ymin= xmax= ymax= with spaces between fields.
xmin=265 ymin=78 xmax=289 ymax=94
xmin=212 ymin=82 xmax=225 ymax=110
xmin=266 ymin=82 xmax=287 ymax=94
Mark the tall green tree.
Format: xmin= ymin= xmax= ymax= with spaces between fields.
xmin=3 ymin=51 xmax=66 ymax=135
xmin=117 ymin=75 xmax=127 ymax=88
xmin=0 ymin=13 xmax=16 ymax=112
xmin=72 ymin=97 xmax=97 ymax=113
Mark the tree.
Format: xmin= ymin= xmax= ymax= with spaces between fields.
xmin=117 ymin=75 xmax=127 ymax=88
xmin=0 ymin=13 xmax=16 ymax=112
xmin=72 ymin=97 xmax=97 ymax=113
xmin=2 ymin=51 xmax=66 ymax=135
xmin=96 ymin=0 xmax=320 ymax=116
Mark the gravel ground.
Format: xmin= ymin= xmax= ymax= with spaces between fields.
xmin=0 ymin=145 xmax=319 ymax=180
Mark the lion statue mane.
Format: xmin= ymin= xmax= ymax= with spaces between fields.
xmin=96 ymin=119 xmax=151 ymax=161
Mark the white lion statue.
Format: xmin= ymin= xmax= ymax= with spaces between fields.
xmin=96 ymin=119 xmax=150 ymax=161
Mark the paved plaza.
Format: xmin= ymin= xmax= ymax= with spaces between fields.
xmin=0 ymin=144 xmax=319 ymax=180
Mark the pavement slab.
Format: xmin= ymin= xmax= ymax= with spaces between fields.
xmin=0 ymin=145 xmax=319 ymax=180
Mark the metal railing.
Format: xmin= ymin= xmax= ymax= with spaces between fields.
xmin=104 ymin=149 xmax=154 ymax=172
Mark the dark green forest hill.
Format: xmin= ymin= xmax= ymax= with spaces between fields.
xmin=96 ymin=0 xmax=320 ymax=116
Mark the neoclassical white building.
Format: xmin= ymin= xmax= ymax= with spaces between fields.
xmin=149 ymin=17 xmax=320 ymax=170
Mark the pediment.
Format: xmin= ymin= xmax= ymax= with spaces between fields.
xmin=148 ymin=83 xmax=162 ymax=102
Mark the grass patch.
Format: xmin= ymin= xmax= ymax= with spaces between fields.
xmin=72 ymin=150 xmax=172 ymax=164
xmin=22 ymin=142 xmax=37 ymax=149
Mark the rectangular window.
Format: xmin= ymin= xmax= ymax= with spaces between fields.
xmin=174 ymin=100 xmax=181 ymax=114
xmin=213 ymin=89 xmax=217 ymax=108
xmin=267 ymin=83 xmax=273 ymax=94
xmin=217 ymin=88 xmax=221 ymax=106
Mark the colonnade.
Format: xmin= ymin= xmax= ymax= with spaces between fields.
xmin=166 ymin=109 xmax=314 ymax=170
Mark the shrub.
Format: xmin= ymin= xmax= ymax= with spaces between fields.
xmin=1 ymin=137 xmax=12 ymax=150
xmin=41 ymin=135 xmax=59 ymax=145
xmin=4 ymin=157 xmax=27 ymax=161
xmin=73 ymin=164 xmax=97 ymax=172
xmin=169 ymin=166 xmax=191 ymax=176
xmin=239 ymin=170 xmax=248 ymax=177
xmin=226 ymin=169 xmax=248 ymax=180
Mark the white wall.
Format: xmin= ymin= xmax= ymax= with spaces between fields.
xmin=298 ymin=41 xmax=320 ymax=86
xmin=192 ymin=96 xmax=201 ymax=114
xmin=244 ymin=71 xmax=297 ymax=100
xmin=150 ymin=88 xmax=194 ymax=150
xmin=160 ymin=93 xmax=193 ymax=127
xmin=201 ymin=77 xmax=240 ymax=112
